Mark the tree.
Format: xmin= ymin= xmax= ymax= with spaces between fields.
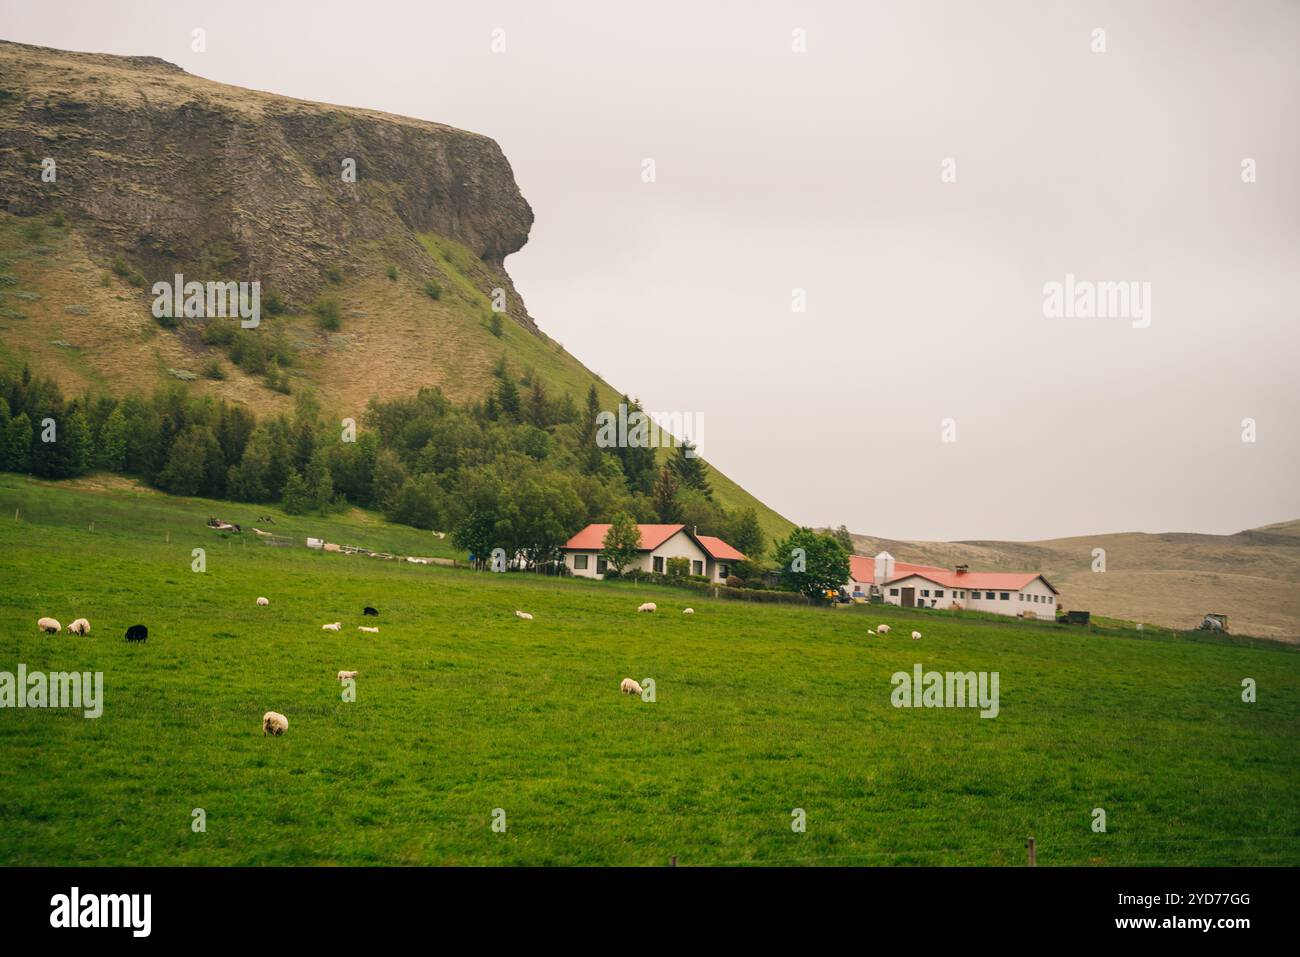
xmin=155 ymin=426 xmax=213 ymax=496
xmin=601 ymin=511 xmax=642 ymax=577
xmin=771 ymin=527 xmax=850 ymax=598
xmin=725 ymin=507 xmax=766 ymax=561
xmin=96 ymin=404 xmax=128 ymax=472
xmin=651 ymin=465 xmax=681 ymax=523
xmin=832 ymin=524 xmax=854 ymax=554
xmin=526 ymin=379 xmax=548 ymax=429
xmin=303 ymin=447 xmax=335 ymax=512
xmin=4 ymin=411 xmax=31 ymax=472
xmin=670 ymin=441 xmax=712 ymax=499
xmin=386 ymin=474 xmax=446 ymax=529
xmin=280 ymin=470 xmax=312 ymax=515
xmin=579 ymin=384 xmax=604 ymax=474
xmin=227 ymin=429 xmax=273 ymax=502
xmin=496 ymin=378 xmax=521 ymax=420
xmin=371 ymin=448 xmax=408 ymax=512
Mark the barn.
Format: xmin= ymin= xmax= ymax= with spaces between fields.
xmin=849 ymin=551 xmax=1059 ymax=619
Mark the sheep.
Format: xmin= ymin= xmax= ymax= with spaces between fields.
xmin=683 ymin=608 xmax=695 ymax=615
xmin=256 ymin=596 xmax=270 ymax=607
xmin=911 ymin=630 xmax=922 ymax=641
xmin=67 ymin=618 xmax=90 ymax=636
xmin=124 ymin=624 xmax=148 ymax=642
xmin=876 ymin=624 xmax=891 ymax=635
xmin=337 ymin=670 xmax=359 ymax=681
xmin=620 ymin=677 xmax=643 ymax=696
xmin=867 ymin=629 xmax=876 ymax=636
xmin=363 ymin=606 xmax=379 ymax=617
xmin=37 ymin=617 xmax=60 ymax=634
xmin=262 ymin=711 xmax=288 ymax=736
xmin=515 ymin=610 xmax=533 ymax=620
xmin=637 ymin=602 xmax=657 ymax=613
xmin=358 ymin=626 xmax=379 ymax=634
xmin=321 ymin=622 xmax=342 ymax=632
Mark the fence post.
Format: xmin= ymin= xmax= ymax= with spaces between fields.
xmin=670 ymin=856 xmax=677 ymax=868
xmin=1026 ymin=837 xmax=1036 ymax=867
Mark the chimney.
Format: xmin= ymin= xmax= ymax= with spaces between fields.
xmin=955 ymin=564 xmax=968 ymax=574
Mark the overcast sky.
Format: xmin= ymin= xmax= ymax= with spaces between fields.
xmin=4 ymin=0 xmax=1297 ymax=541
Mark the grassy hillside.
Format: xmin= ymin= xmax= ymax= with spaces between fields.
xmin=846 ymin=524 xmax=1300 ymax=641
xmin=2 ymin=475 xmax=1296 ymax=866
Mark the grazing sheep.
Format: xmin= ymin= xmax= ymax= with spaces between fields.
xmin=363 ymin=606 xmax=379 ymax=617
xmin=124 ymin=624 xmax=148 ymax=642
xmin=256 ymin=596 xmax=270 ymax=607
xmin=515 ymin=610 xmax=533 ymax=620
xmin=620 ymin=677 xmax=643 ymax=696
xmin=867 ymin=629 xmax=876 ymax=636
xmin=876 ymin=624 xmax=891 ymax=635
xmin=357 ymin=626 xmax=379 ymax=634
xmin=337 ymin=670 xmax=359 ymax=681
xmin=262 ymin=711 xmax=288 ymax=736
xmin=321 ymin=622 xmax=342 ymax=632
xmin=683 ymin=608 xmax=695 ymax=615
xmin=37 ymin=617 xmax=60 ymax=634
xmin=67 ymin=618 xmax=90 ymax=636
xmin=911 ymin=631 xmax=922 ymax=641
xmin=637 ymin=602 xmax=657 ymax=613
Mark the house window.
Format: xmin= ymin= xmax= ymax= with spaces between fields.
xmin=1047 ymin=597 xmax=1053 ymax=604
xmin=719 ymin=564 xmax=730 ymax=579
xmin=597 ymin=557 xmax=608 ymax=574
xmin=574 ymin=554 xmax=589 ymax=570
xmin=653 ymin=556 xmax=664 ymax=573
xmin=692 ymin=560 xmax=704 ymax=576
xmin=935 ymin=590 xmax=944 ymax=598
xmin=1000 ymin=592 xmax=1010 ymax=600
xmin=921 ymin=589 xmax=930 ymax=597
xmin=985 ymin=591 xmax=995 ymax=600
xmin=889 ymin=588 xmax=899 ymax=596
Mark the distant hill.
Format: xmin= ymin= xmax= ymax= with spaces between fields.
xmin=0 ymin=39 xmax=793 ymax=543
xmin=840 ymin=520 xmax=1300 ymax=640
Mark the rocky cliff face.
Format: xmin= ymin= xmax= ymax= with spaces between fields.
xmin=0 ymin=40 xmax=537 ymax=327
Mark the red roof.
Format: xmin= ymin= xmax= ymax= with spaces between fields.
xmin=696 ymin=535 xmax=746 ymax=562
xmin=848 ymin=554 xmax=1055 ymax=593
xmin=563 ymin=523 xmax=686 ymax=551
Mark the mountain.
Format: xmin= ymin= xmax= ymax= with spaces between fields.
xmin=0 ymin=39 xmax=792 ymax=543
xmin=842 ymin=520 xmax=1300 ymax=639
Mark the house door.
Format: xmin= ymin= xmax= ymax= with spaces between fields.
xmin=901 ymin=587 xmax=915 ymax=607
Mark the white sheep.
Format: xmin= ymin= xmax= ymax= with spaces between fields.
xmin=515 ymin=610 xmax=533 ymax=620
xmin=256 ymin=596 xmax=269 ymax=607
xmin=876 ymin=624 xmax=891 ymax=635
xmin=620 ymin=677 xmax=643 ymax=696
xmin=67 ymin=618 xmax=90 ymax=636
xmin=867 ymin=629 xmax=876 ymax=636
xmin=262 ymin=711 xmax=288 ymax=736
xmin=337 ymin=670 xmax=359 ymax=681
xmin=911 ymin=630 xmax=922 ymax=640
xmin=637 ymin=602 xmax=657 ymax=613
xmin=321 ymin=622 xmax=341 ymax=632
xmin=358 ymin=626 xmax=379 ymax=634
xmin=683 ymin=608 xmax=694 ymax=615
xmin=37 ymin=617 xmax=60 ymax=634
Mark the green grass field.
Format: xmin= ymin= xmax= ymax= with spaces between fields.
xmin=0 ymin=474 xmax=1297 ymax=866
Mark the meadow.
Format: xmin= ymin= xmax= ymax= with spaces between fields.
xmin=0 ymin=474 xmax=1297 ymax=866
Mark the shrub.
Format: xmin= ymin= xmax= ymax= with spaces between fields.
xmin=155 ymin=312 xmax=179 ymax=330
xmin=726 ymin=575 xmax=743 ymax=588
xmin=386 ymin=265 xmax=398 ymax=281
xmin=50 ymin=211 xmax=65 ymax=228
xmin=489 ymin=313 xmax=503 ymax=337
xmin=201 ymin=320 xmax=236 ymax=346
xmin=312 ymin=296 xmax=341 ymax=330
xmin=423 ymin=278 xmax=442 ymax=300
xmin=666 ymin=556 xmax=691 ymax=578
xmin=202 ymin=359 xmax=225 ymax=380
xmin=262 ymin=290 xmax=285 ymax=316
xmin=325 ymin=265 xmax=343 ymax=284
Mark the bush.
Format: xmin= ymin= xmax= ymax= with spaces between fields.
xmin=423 ymin=278 xmax=442 ymax=300
xmin=489 ymin=313 xmax=503 ymax=337
xmin=202 ymin=359 xmax=225 ymax=380
xmin=155 ymin=312 xmax=179 ymax=330
xmin=726 ymin=575 xmax=743 ymax=588
xmin=386 ymin=265 xmax=398 ymax=281
xmin=262 ymin=290 xmax=285 ymax=316
xmin=312 ymin=296 xmax=341 ymax=330
xmin=50 ymin=210 xmax=65 ymax=228
xmin=666 ymin=556 xmax=690 ymax=578
xmin=325 ymin=265 xmax=343 ymax=284
xmin=201 ymin=320 xmax=236 ymax=346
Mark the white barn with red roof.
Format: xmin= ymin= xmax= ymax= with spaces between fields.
xmin=561 ymin=523 xmax=745 ymax=583
xmin=849 ymin=551 xmax=1059 ymax=619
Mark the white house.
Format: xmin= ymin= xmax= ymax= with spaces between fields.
xmin=849 ymin=551 xmax=1059 ymax=619
xmin=561 ymin=523 xmax=746 ymax=583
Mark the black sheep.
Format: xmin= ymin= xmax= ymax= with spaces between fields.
xmin=124 ymin=624 xmax=148 ymax=642
xmin=363 ymin=606 xmax=379 ymax=617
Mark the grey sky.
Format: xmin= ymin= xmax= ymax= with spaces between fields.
xmin=4 ymin=0 xmax=1297 ymax=540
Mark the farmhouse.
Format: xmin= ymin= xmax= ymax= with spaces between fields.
xmin=562 ymin=523 xmax=745 ymax=582
xmin=848 ymin=551 xmax=1059 ymax=619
